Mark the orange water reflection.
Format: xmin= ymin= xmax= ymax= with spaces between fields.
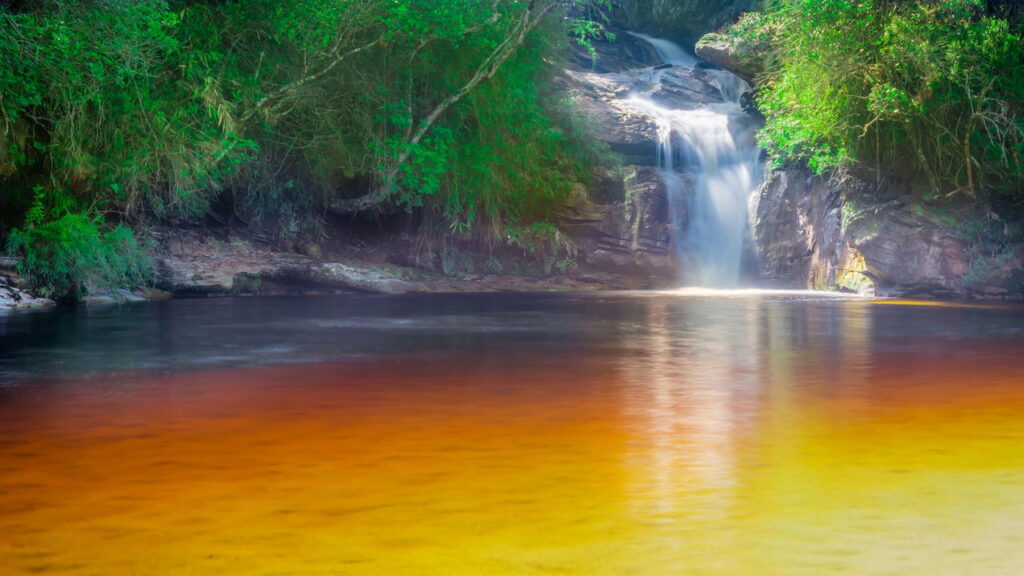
xmin=2 ymin=319 xmax=1024 ymax=574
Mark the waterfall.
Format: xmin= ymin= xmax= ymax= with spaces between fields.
xmin=625 ymin=32 xmax=698 ymax=67
xmin=626 ymin=35 xmax=763 ymax=287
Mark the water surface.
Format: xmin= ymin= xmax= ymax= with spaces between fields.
xmin=2 ymin=293 xmax=1023 ymax=575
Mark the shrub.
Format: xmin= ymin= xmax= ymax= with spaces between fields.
xmin=505 ymin=222 xmax=578 ymax=274
xmin=958 ymin=210 xmax=1022 ymax=288
xmin=5 ymin=190 xmax=151 ymax=300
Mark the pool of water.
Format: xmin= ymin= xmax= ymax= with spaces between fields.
xmin=1 ymin=292 xmax=1023 ymax=575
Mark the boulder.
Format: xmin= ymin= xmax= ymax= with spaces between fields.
xmin=694 ymin=33 xmax=763 ymax=82
xmin=562 ymin=65 xmax=726 ymax=161
xmin=562 ymin=69 xmax=660 ymax=158
xmin=845 ymin=204 xmax=972 ymax=298
xmin=751 ymin=170 xmax=856 ymax=291
xmin=649 ymin=67 xmax=726 ymax=110
xmin=569 ymin=26 xmax=662 ymax=73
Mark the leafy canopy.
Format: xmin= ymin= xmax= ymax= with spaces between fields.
xmin=732 ymin=0 xmax=1024 ymax=200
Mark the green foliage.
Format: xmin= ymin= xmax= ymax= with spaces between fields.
xmin=505 ymin=222 xmax=578 ymax=274
xmin=742 ymin=0 xmax=1024 ymax=200
xmin=568 ymin=0 xmax=616 ymax=62
xmin=957 ymin=211 xmax=1022 ymax=288
xmin=723 ymin=10 xmax=776 ymax=47
xmin=0 ymin=2 xmax=255 ymax=218
xmin=6 ymin=189 xmax=151 ymax=299
xmin=1 ymin=0 xmax=610 ymax=248
xmin=426 ymin=26 xmax=588 ymax=234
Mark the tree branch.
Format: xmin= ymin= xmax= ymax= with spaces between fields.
xmin=330 ymin=1 xmax=559 ymax=214
xmin=244 ymin=36 xmax=383 ymax=123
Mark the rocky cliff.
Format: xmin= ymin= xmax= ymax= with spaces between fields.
xmin=752 ymin=169 xmax=1024 ymax=299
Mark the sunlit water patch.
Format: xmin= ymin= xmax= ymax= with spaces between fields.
xmin=654 ymin=287 xmax=871 ymax=299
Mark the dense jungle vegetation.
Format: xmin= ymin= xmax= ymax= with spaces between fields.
xmin=3 ymin=0 xmax=1024 ymax=298
xmin=728 ymin=0 xmax=1024 ymax=203
xmin=0 ymin=0 xmax=614 ymax=296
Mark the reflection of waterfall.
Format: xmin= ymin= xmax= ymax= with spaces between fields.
xmin=616 ymin=295 xmax=872 ymax=536
xmin=627 ymin=35 xmax=764 ymax=287
xmin=618 ymin=298 xmax=763 ymax=526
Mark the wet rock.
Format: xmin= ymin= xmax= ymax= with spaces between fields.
xmin=648 ymin=67 xmax=726 ymax=110
xmin=562 ymin=69 xmax=660 ymax=158
xmin=0 ymin=286 xmax=56 ymax=310
xmin=752 ymin=168 xmax=1024 ymax=299
xmin=559 ymin=165 xmax=682 ymax=287
xmin=562 ymin=66 xmax=724 ymax=160
xmin=154 ymin=229 xmax=306 ymax=295
xmin=0 ymin=265 xmax=56 ymax=310
xmin=751 ymin=170 xmax=856 ymax=291
xmin=134 ymin=288 xmax=174 ymax=301
xmin=152 ymin=228 xmax=424 ymax=296
xmin=845 ymin=204 xmax=972 ymax=298
xmin=569 ymin=26 xmax=662 ymax=73
xmin=81 ymin=287 xmax=152 ymax=306
xmin=279 ymin=263 xmax=423 ymax=295
xmin=694 ymin=33 xmax=763 ymax=82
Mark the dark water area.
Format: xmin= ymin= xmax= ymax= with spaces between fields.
xmin=2 ymin=291 xmax=1022 ymax=384
xmin=2 ymin=292 xmax=1024 ymax=574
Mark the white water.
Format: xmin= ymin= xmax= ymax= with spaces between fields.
xmin=625 ymin=36 xmax=763 ymax=287
xmin=626 ymin=32 xmax=698 ymax=67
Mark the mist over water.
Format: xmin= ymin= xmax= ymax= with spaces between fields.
xmin=626 ymin=36 xmax=764 ymax=287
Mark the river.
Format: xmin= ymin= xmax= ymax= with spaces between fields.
xmin=1 ymin=292 xmax=1023 ymax=575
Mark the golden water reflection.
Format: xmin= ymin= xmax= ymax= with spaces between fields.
xmin=1 ymin=297 xmax=1023 ymax=575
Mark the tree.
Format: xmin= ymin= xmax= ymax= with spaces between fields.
xmin=1 ymin=0 xmax=611 ymax=239
xmin=742 ymin=0 xmax=1024 ymax=201
xmin=320 ymin=0 xmax=610 ymax=215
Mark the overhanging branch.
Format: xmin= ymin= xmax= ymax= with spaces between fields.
xmin=330 ymin=1 xmax=560 ymax=214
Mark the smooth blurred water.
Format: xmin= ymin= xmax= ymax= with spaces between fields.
xmin=2 ymin=293 xmax=1021 ymax=384
xmin=2 ymin=293 xmax=1024 ymax=575
xmin=626 ymin=31 xmax=699 ymax=67
xmin=625 ymin=35 xmax=763 ymax=287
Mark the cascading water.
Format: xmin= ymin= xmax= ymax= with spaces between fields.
xmin=626 ymin=35 xmax=763 ymax=287
xmin=625 ymin=32 xmax=698 ymax=67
